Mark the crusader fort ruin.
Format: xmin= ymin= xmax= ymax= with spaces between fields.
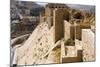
xmin=11 ymin=1 xmax=95 ymax=66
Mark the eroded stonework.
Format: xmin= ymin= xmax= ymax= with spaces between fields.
xmin=11 ymin=2 xmax=95 ymax=66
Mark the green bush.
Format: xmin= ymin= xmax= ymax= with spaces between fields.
xmin=64 ymin=38 xmax=75 ymax=46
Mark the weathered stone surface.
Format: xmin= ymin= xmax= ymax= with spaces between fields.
xmin=64 ymin=20 xmax=71 ymax=40
xmin=11 ymin=3 xmax=95 ymax=65
xmin=82 ymin=29 xmax=95 ymax=61
xmin=60 ymin=39 xmax=83 ymax=63
xmin=54 ymin=9 xmax=69 ymax=43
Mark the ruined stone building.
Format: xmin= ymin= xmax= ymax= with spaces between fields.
xmin=11 ymin=3 xmax=95 ymax=66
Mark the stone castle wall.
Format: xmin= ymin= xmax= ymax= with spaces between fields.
xmin=64 ymin=20 xmax=71 ymax=40
xmin=53 ymin=8 xmax=69 ymax=42
xmin=14 ymin=22 xmax=55 ymax=65
xmin=82 ymin=29 xmax=95 ymax=61
xmin=12 ymin=4 xmax=95 ymax=65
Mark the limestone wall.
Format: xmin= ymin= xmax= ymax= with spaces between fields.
xmin=45 ymin=8 xmax=53 ymax=17
xmin=75 ymin=24 xmax=81 ymax=40
xmin=75 ymin=22 xmax=91 ymax=40
xmin=61 ymin=50 xmax=83 ymax=63
xmin=53 ymin=9 xmax=69 ymax=43
xmin=70 ymin=25 xmax=75 ymax=40
xmin=46 ymin=16 xmax=53 ymax=29
xmin=60 ymin=40 xmax=83 ymax=63
xmin=40 ymin=15 xmax=46 ymax=23
xmin=14 ymin=22 xmax=55 ymax=65
xmin=82 ymin=29 xmax=95 ymax=61
xmin=64 ymin=20 xmax=71 ymax=40
xmin=45 ymin=8 xmax=53 ymax=29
